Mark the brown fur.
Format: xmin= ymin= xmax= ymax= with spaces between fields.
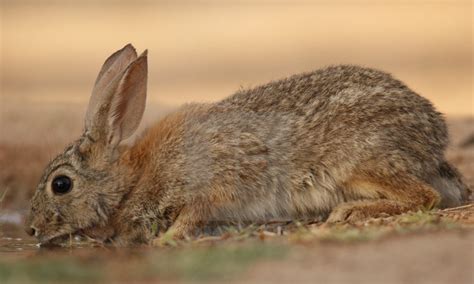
xmin=26 ymin=45 xmax=470 ymax=246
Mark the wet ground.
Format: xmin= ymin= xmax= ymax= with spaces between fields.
xmin=0 ymin=214 xmax=38 ymax=255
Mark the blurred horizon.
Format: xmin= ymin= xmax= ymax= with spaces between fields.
xmin=1 ymin=0 xmax=473 ymax=146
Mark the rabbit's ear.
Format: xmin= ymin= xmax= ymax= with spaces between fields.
xmin=85 ymin=49 xmax=148 ymax=152
xmin=106 ymin=50 xmax=148 ymax=147
xmin=85 ymin=44 xmax=137 ymax=132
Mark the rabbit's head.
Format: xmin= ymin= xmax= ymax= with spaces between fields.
xmin=25 ymin=44 xmax=148 ymax=245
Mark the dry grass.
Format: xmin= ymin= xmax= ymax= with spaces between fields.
xmin=185 ymin=205 xmax=473 ymax=245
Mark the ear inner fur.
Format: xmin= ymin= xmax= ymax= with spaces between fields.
xmin=108 ymin=52 xmax=148 ymax=147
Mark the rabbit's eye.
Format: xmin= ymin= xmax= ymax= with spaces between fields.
xmin=51 ymin=175 xmax=72 ymax=194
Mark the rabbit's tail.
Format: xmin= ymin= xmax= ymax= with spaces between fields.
xmin=429 ymin=161 xmax=471 ymax=208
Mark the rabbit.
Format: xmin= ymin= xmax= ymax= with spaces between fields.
xmin=25 ymin=44 xmax=470 ymax=246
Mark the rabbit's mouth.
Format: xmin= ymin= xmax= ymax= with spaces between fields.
xmin=38 ymin=232 xmax=80 ymax=247
xmin=38 ymin=228 xmax=109 ymax=247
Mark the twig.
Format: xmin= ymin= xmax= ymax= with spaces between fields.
xmin=264 ymin=219 xmax=293 ymax=225
xmin=261 ymin=231 xmax=277 ymax=237
xmin=442 ymin=204 xmax=473 ymax=212
xmin=193 ymin=236 xmax=224 ymax=243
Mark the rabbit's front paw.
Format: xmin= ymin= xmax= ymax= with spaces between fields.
xmin=151 ymin=227 xmax=189 ymax=247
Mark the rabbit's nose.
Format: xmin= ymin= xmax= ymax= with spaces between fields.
xmin=25 ymin=226 xmax=37 ymax=237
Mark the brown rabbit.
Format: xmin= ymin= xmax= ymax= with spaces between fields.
xmin=26 ymin=44 xmax=470 ymax=246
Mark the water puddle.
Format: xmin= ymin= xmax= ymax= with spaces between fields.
xmin=0 ymin=211 xmax=39 ymax=255
xmin=0 ymin=211 xmax=137 ymax=256
xmin=0 ymin=236 xmax=38 ymax=254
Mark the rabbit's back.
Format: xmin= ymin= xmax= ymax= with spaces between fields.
xmin=174 ymin=65 xmax=450 ymax=221
xmin=216 ymin=65 xmax=447 ymax=175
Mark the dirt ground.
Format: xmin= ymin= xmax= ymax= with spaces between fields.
xmin=241 ymin=230 xmax=473 ymax=284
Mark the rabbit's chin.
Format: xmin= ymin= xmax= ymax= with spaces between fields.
xmin=38 ymin=232 xmax=81 ymax=247
xmin=39 ymin=226 xmax=115 ymax=247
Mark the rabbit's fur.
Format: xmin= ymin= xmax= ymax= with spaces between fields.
xmin=26 ymin=44 xmax=470 ymax=245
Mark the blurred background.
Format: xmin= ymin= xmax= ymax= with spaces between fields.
xmin=0 ymin=0 xmax=473 ymax=209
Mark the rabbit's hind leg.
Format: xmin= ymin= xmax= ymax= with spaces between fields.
xmin=326 ymin=172 xmax=440 ymax=223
